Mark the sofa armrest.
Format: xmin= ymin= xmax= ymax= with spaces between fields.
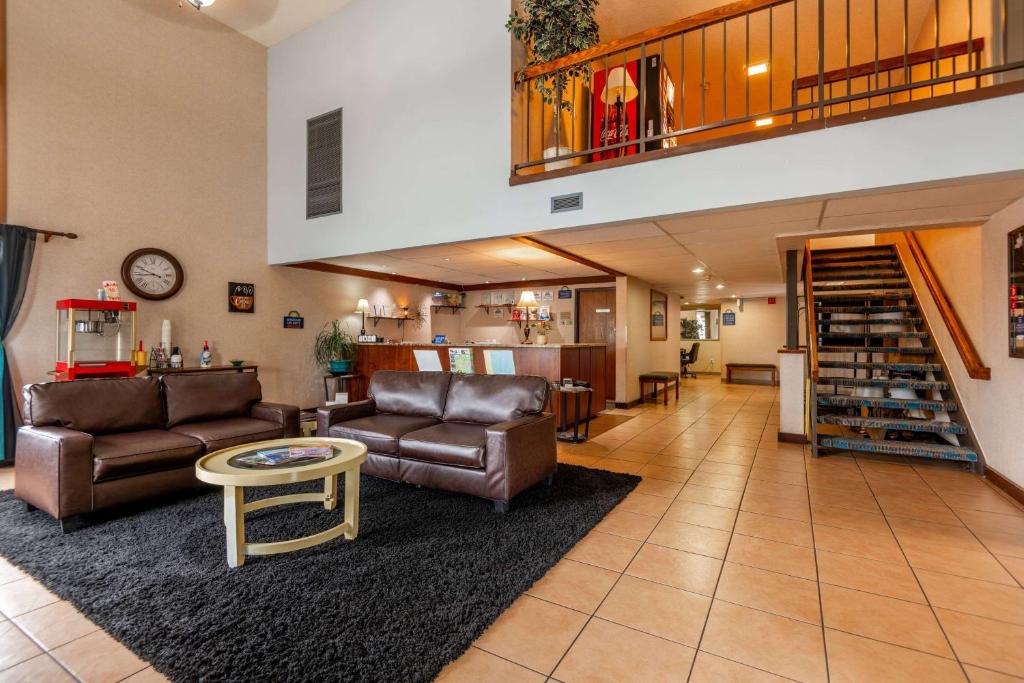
xmin=15 ymin=426 xmax=94 ymax=520
xmin=484 ymin=414 xmax=557 ymax=502
xmin=316 ymin=400 xmax=376 ymax=437
xmin=251 ymin=402 xmax=300 ymax=438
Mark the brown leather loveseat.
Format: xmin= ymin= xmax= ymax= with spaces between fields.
xmin=318 ymin=371 xmax=556 ymax=512
xmin=16 ymin=373 xmax=299 ymax=531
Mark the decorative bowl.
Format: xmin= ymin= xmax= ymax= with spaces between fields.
xmin=229 ymin=359 xmax=244 ymax=367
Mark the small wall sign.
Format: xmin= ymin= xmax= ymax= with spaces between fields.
xmin=768 ymin=297 xmax=776 ymax=304
xmin=228 ymin=282 xmax=255 ymax=313
xmin=723 ymin=309 xmax=737 ymax=326
xmin=558 ymin=286 xmax=573 ymax=299
xmin=283 ymin=310 xmax=304 ymax=329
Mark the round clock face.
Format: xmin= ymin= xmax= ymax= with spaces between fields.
xmin=121 ymin=248 xmax=184 ymax=300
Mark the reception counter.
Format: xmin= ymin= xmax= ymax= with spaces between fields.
xmin=355 ymin=342 xmax=607 ymax=418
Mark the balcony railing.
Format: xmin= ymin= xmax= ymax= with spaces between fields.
xmin=512 ymin=0 xmax=1024 ymax=181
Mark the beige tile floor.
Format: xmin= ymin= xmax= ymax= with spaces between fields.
xmin=1 ymin=376 xmax=1023 ymax=682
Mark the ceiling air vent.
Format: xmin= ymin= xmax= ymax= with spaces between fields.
xmin=551 ymin=192 xmax=583 ymax=214
xmin=306 ymin=108 xmax=342 ymax=219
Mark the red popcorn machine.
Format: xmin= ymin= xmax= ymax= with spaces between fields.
xmin=54 ymin=299 xmax=137 ymax=381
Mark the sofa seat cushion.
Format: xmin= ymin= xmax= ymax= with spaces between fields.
xmin=170 ymin=417 xmax=283 ymax=452
xmin=93 ymin=430 xmax=204 ymax=483
xmin=399 ymin=422 xmax=487 ymax=469
xmin=328 ymin=414 xmax=440 ymax=455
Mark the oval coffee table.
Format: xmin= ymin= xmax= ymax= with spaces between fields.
xmin=195 ymin=437 xmax=367 ymax=568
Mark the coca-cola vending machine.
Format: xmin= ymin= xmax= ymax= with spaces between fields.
xmin=591 ymin=55 xmax=676 ymax=162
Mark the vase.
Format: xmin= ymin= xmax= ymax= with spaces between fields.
xmin=329 ymin=359 xmax=352 ymax=374
xmin=535 ymin=334 xmax=548 ymax=346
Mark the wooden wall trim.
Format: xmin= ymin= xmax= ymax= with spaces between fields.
xmin=461 ymin=275 xmax=614 ymax=292
xmin=511 ymin=236 xmax=624 ymax=276
xmin=287 ymin=262 xmax=462 ymax=291
xmin=901 ymin=232 xmax=991 ymax=381
xmin=984 ymin=467 xmax=1024 ymax=509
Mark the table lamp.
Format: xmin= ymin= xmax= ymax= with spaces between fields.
xmin=355 ymin=299 xmax=370 ymax=336
xmin=516 ymin=290 xmax=538 ymax=343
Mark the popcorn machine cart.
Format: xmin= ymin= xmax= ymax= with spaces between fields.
xmin=54 ymin=299 xmax=137 ymax=381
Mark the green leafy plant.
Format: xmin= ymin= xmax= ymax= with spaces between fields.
xmin=531 ymin=319 xmax=553 ymax=333
xmin=680 ymin=319 xmax=702 ymax=340
xmin=507 ymin=0 xmax=600 ymax=109
xmin=313 ymin=321 xmax=357 ymax=368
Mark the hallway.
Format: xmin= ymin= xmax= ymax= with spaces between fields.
xmin=443 ymin=376 xmax=1024 ymax=682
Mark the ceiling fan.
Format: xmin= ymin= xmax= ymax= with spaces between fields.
xmin=180 ymin=0 xmax=215 ymax=9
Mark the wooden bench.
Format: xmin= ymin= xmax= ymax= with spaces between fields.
xmin=725 ymin=363 xmax=778 ymax=385
xmin=639 ymin=371 xmax=679 ymax=405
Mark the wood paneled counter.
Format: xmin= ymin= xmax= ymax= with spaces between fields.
xmin=354 ymin=343 xmax=606 ymax=418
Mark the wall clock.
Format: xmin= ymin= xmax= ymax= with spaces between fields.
xmin=121 ymin=248 xmax=184 ymax=300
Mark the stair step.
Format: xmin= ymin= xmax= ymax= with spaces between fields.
xmin=813 ymin=259 xmax=900 ymax=270
xmin=818 ymin=360 xmax=943 ymax=372
xmin=819 ymin=436 xmax=977 ymax=462
xmin=815 ymin=290 xmax=914 ymax=300
xmin=817 ymin=414 xmax=966 ymax=434
xmin=817 ymin=377 xmax=949 ymax=390
xmin=813 ymin=247 xmax=896 ymax=261
xmin=817 ymin=305 xmax=918 ymax=314
xmin=812 ymin=269 xmax=903 ymax=279
xmin=819 ymin=319 xmax=924 ymax=328
xmin=817 ymin=395 xmax=957 ymax=411
xmin=813 ymin=281 xmax=910 ymax=292
xmin=818 ymin=345 xmax=935 ymax=354
xmin=819 ymin=331 xmax=929 ymax=339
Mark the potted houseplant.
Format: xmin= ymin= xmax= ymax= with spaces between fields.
xmin=531 ymin=319 xmax=553 ymax=345
xmin=314 ymin=321 xmax=357 ymax=374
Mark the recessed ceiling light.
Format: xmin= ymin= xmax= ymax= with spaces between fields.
xmin=755 ymin=117 xmax=773 ymax=127
xmin=485 ymin=280 xmax=490 ymax=284
xmin=391 ymin=272 xmax=397 ymax=275
xmin=715 ymin=283 xmax=725 ymax=290
xmin=684 ymin=301 xmax=691 ymax=305
xmin=747 ymin=62 xmax=769 ymax=76
xmin=732 ymin=294 xmax=738 ymax=298
xmin=443 ymin=257 xmax=451 ymax=262
xmin=692 ymin=267 xmax=704 ymax=274
xmin=521 ymin=277 xmax=526 ymax=281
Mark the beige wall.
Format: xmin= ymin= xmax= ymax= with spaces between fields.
xmin=899 ymin=210 xmax=1024 ymax=486
xmin=616 ymin=277 xmax=680 ymax=404
xmin=719 ymin=298 xmax=787 ymax=381
xmin=3 ymin=0 xmax=446 ymax=411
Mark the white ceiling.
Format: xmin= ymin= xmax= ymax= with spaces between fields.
xmin=311 ymin=174 xmax=1024 ymax=301
xmin=321 ymin=237 xmax=608 ymax=286
xmin=203 ymin=0 xmax=356 ymax=46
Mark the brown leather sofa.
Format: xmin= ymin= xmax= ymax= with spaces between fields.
xmin=16 ymin=373 xmax=299 ymax=531
xmin=317 ymin=371 xmax=556 ymax=512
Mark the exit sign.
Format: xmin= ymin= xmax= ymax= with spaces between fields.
xmin=768 ymin=297 xmax=777 ymax=304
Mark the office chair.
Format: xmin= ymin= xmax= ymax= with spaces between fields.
xmin=680 ymin=342 xmax=700 ymax=379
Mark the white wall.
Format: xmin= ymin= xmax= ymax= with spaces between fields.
xmin=680 ymin=339 xmax=721 ymax=375
xmin=267 ymin=0 xmax=1024 ymax=264
xmin=616 ymin=277 xmax=680 ymax=404
xmin=897 ymin=208 xmax=1024 ymax=487
xmin=719 ymin=298 xmax=788 ymax=382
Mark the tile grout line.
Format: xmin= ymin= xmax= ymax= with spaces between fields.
xmin=804 ymin=440 xmax=831 ymax=683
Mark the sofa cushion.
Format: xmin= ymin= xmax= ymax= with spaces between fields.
xmin=368 ymin=371 xmax=451 ymax=418
xmin=442 ymin=374 xmax=549 ymax=425
xmin=399 ymin=422 xmax=487 ymax=469
xmin=93 ymin=430 xmax=204 ymax=483
xmin=170 ymin=417 xmax=282 ymax=453
xmin=161 ymin=373 xmax=262 ymax=427
xmin=328 ymin=414 xmax=439 ymax=455
xmin=23 ymin=377 xmax=163 ymax=434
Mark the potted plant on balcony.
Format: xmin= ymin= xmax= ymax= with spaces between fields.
xmin=314 ymin=321 xmax=357 ymax=375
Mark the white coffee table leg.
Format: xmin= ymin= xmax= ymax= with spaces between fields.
xmin=324 ymin=474 xmax=338 ymax=511
xmin=224 ymin=485 xmax=246 ymax=568
xmin=344 ymin=467 xmax=360 ymax=539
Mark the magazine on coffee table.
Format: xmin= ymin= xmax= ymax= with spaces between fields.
xmin=233 ymin=444 xmax=336 ymax=468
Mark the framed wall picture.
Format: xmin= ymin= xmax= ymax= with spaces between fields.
xmin=650 ymin=289 xmax=667 ymax=341
xmin=228 ymin=282 xmax=255 ymax=313
xmin=1010 ymin=226 xmax=1024 ymax=358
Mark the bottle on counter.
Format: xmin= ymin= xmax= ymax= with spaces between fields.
xmin=170 ymin=346 xmax=183 ymax=369
xmin=200 ymin=340 xmax=212 ymax=368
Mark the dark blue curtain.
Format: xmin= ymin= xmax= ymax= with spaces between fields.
xmin=0 ymin=225 xmax=37 ymax=462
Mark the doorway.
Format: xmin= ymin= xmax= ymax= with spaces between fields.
xmin=576 ymin=287 xmax=616 ymax=403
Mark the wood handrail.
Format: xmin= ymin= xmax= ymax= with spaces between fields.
xmin=902 ymin=232 xmax=991 ymax=380
xmin=793 ymin=38 xmax=985 ymax=90
xmin=520 ymin=0 xmax=790 ymax=81
xmin=803 ymin=243 xmax=819 ymax=380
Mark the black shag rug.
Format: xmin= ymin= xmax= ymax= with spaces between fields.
xmin=0 ymin=465 xmax=637 ymax=682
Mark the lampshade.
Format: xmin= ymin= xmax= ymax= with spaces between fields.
xmin=355 ymin=299 xmax=370 ymax=314
xmin=516 ymin=291 xmax=538 ymax=307
xmin=601 ymin=66 xmax=639 ymax=104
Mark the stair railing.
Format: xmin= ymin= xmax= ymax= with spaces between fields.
xmin=803 ymin=242 xmax=820 ymax=456
xmin=899 ymin=232 xmax=991 ymax=380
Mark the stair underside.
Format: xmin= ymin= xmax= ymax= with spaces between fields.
xmin=818 ymin=360 xmax=942 ymax=372
xmin=813 ymin=269 xmax=903 ymax=279
xmin=817 ymin=414 xmax=966 ymax=434
xmin=818 ymin=395 xmax=956 ymax=411
xmin=813 ymin=249 xmax=896 ymax=261
xmin=819 ymin=436 xmax=977 ymax=462
xmin=818 ymin=345 xmax=935 ymax=354
xmin=817 ymin=377 xmax=948 ymax=390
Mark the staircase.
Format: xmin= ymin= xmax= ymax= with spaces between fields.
xmin=807 ymin=245 xmax=980 ymax=468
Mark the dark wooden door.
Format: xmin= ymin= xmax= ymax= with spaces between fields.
xmin=576 ymin=288 xmax=616 ymax=403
